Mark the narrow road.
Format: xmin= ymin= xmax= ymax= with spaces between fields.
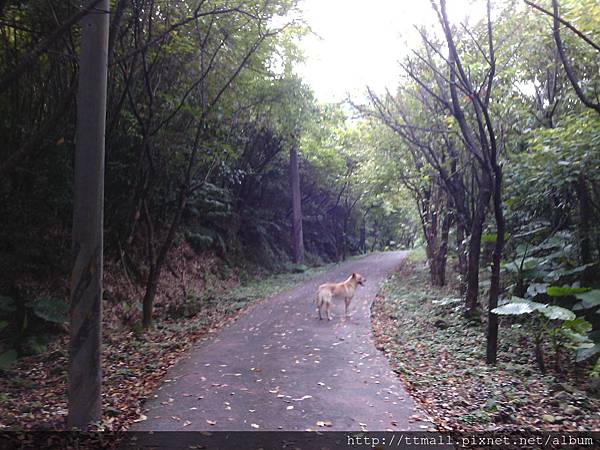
xmin=133 ymin=251 xmax=430 ymax=433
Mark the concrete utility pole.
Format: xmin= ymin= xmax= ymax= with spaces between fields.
xmin=68 ymin=0 xmax=109 ymax=428
xmin=289 ymin=144 xmax=305 ymax=264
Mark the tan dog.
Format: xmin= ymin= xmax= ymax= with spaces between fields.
xmin=316 ymin=272 xmax=366 ymax=320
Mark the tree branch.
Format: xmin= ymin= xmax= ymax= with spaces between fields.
xmin=0 ymin=0 xmax=103 ymax=93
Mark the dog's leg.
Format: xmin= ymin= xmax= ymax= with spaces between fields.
xmin=344 ymin=297 xmax=351 ymax=317
xmin=326 ymin=300 xmax=331 ymax=321
xmin=316 ymin=292 xmax=323 ymax=320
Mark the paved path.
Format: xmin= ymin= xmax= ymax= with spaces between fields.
xmin=133 ymin=251 xmax=430 ymax=432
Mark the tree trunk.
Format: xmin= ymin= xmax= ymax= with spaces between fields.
xmin=464 ymin=181 xmax=491 ymax=318
xmin=425 ymin=238 xmax=436 ymax=284
xmin=142 ymin=264 xmax=160 ymax=328
xmin=437 ymin=211 xmax=452 ymax=286
xmin=290 ymin=145 xmax=304 ymax=264
xmin=430 ymin=256 xmax=444 ymax=287
xmin=359 ymin=220 xmax=366 ymax=253
xmin=428 ymin=210 xmax=451 ymax=287
xmin=456 ymin=221 xmax=467 ymax=294
xmin=370 ymin=222 xmax=378 ymax=252
xmin=486 ymin=169 xmax=504 ymax=364
xmin=141 ymin=190 xmax=187 ymax=329
xmin=342 ymin=215 xmax=349 ymax=261
xmin=575 ymin=173 xmax=594 ymax=285
xmin=68 ymin=0 xmax=109 ymax=429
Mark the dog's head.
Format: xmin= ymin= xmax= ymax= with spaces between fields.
xmin=352 ymin=272 xmax=366 ymax=286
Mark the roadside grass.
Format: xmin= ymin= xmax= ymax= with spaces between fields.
xmin=371 ymin=251 xmax=600 ymax=435
xmin=221 ymin=259 xmax=349 ymax=305
xmin=0 ymin=256 xmax=361 ymax=431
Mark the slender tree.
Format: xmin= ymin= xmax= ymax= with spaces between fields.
xmin=436 ymin=0 xmax=504 ymax=361
xmin=290 ymin=142 xmax=305 ymax=264
xmin=68 ymin=0 xmax=110 ymax=428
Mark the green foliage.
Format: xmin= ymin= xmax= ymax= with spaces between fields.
xmin=492 ymin=297 xmax=576 ymax=321
xmin=590 ymin=357 xmax=600 ymax=378
xmin=185 ymin=184 xmax=233 ymax=254
xmin=546 ymin=286 xmax=590 ymax=297
xmin=492 ymin=299 xmax=538 ymax=316
xmin=0 ymin=295 xmax=16 ymax=313
xmin=0 ymin=295 xmax=67 ymax=363
xmin=481 ymin=233 xmax=509 ymax=244
xmin=186 ymin=232 xmax=214 ymax=251
xmin=30 ymin=298 xmax=68 ymax=324
xmin=493 ymin=290 xmax=599 ymax=375
xmin=573 ymin=290 xmax=600 ymax=310
xmin=0 ymin=350 xmax=18 ymax=370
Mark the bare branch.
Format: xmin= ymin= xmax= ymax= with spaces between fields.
xmin=0 ymin=0 xmax=103 ymax=93
xmin=547 ymin=0 xmax=600 ymax=115
xmin=524 ymin=0 xmax=600 ymax=52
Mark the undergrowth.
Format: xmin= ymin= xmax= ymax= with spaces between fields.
xmin=0 ymin=256 xmax=349 ymax=430
xmin=371 ymin=252 xmax=600 ymax=435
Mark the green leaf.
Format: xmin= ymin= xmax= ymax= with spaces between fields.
xmin=559 ymin=326 xmax=592 ymax=346
xmin=31 ymin=297 xmax=68 ymax=324
xmin=481 ymin=232 xmax=509 ymax=243
xmin=542 ymin=305 xmax=576 ymax=321
xmin=526 ymin=283 xmax=549 ymax=297
xmin=493 ymin=297 xmax=575 ymax=321
xmin=0 ymin=295 xmax=16 ymax=313
xmin=492 ymin=301 xmax=537 ymax=315
xmin=432 ymin=297 xmax=462 ymax=305
xmin=26 ymin=335 xmax=49 ymax=355
xmin=0 ymin=350 xmax=18 ymax=370
xmin=563 ymin=318 xmax=593 ymax=334
xmin=576 ymin=344 xmax=600 ymax=362
xmin=510 ymin=296 xmax=534 ymax=303
xmin=481 ymin=233 xmax=497 ymax=243
xmin=574 ymin=290 xmax=600 ymax=309
xmin=546 ymin=286 xmax=590 ymax=297
xmin=0 ymin=320 xmax=7 ymax=332
xmin=591 ymin=357 xmax=600 ymax=378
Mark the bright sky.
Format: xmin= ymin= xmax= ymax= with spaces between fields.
xmin=295 ymin=0 xmax=482 ymax=103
